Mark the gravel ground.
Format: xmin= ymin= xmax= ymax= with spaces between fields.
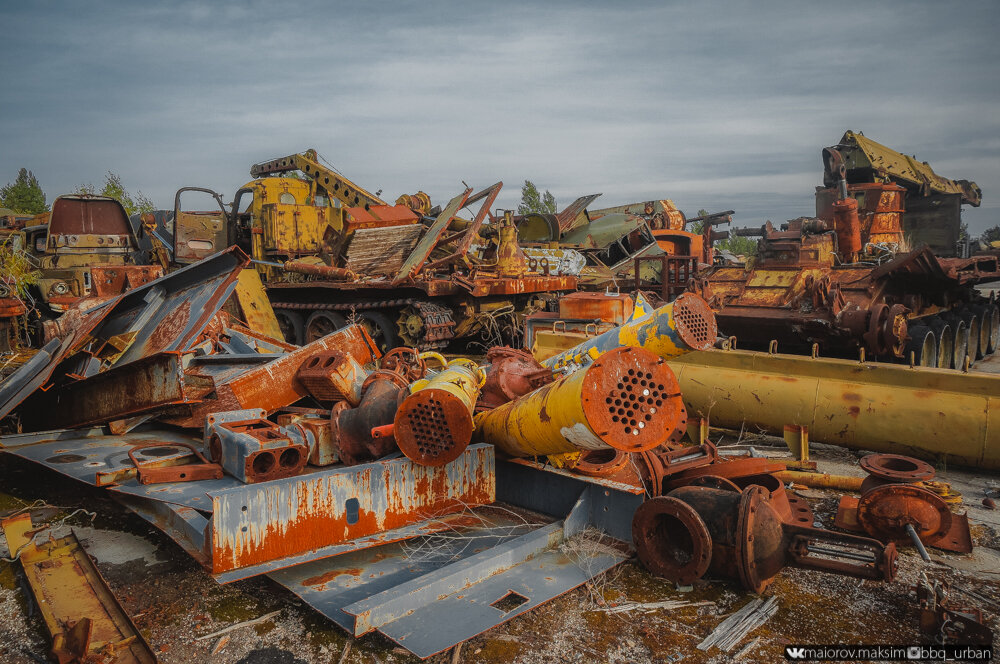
xmin=0 ymin=436 xmax=998 ymax=664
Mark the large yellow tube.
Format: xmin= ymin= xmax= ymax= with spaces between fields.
xmin=393 ymin=359 xmax=485 ymax=467
xmin=668 ymin=349 xmax=1000 ymax=470
xmin=475 ymin=346 xmax=685 ymax=457
xmin=540 ymin=292 xmax=717 ymax=370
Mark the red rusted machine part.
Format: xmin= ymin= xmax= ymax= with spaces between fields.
xmin=641 ymin=485 xmax=896 ymax=592
xmin=572 ymin=449 xmax=632 ymax=478
xmin=729 ymin=473 xmax=815 ymax=527
xmin=856 ymin=484 xmax=952 ymax=544
xmin=331 ymin=370 xmax=408 ymax=466
xmin=370 ymin=423 xmax=394 ymax=439
xmin=832 ymin=197 xmax=862 ymax=260
xmin=207 ymin=416 xmax=310 ymax=484
xmin=636 ymin=442 xmax=719 ymax=496
xmin=296 ymin=349 xmax=368 ymax=405
xmin=859 ymin=453 xmax=935 ymax=493
xmin=128 ymin=442 xmax=223 ymax=485
xmin=380 ymin=347 xmax=427 ymax=383
xmin=663 ymin=456 xmax=787 ymax=491
xmin=0 ymin=297 xmax=27 ymax=318
xmin=916 ymin=581 xmax=994 ymax=645
xmin=477 ymin=346 xmax=554 ymax=412
xmin=835 ymin=494 xmax=972 ymax=554
xmin=283 ymin=260 xmax=357 ymax=281
xmin=632 ymin=496 xmax=713 ymax=586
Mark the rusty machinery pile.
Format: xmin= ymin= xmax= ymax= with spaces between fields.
xmin=693 ymin=130 xmax=1000 ymax=369
xmin=0 ymin=247 xmax=736 ymax=660
xmin=141 ymin=150 xmax=587 ymax=352
xmin=1 ymin=132 xmax=998 ymax=658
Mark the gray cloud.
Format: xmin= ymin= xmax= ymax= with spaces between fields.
xmin=2 ymin=0 xmax=997 ymax=234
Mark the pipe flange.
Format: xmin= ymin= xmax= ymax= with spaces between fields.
xmin=736 ymin=485 xmax=773 ymax=594
xmin=632 ymin=496 xmax=713 ymax=586
xmin=859 ymin=453 xmax=935 ymax=484
xmin=572 ymin=449 xmax=631 ymax=478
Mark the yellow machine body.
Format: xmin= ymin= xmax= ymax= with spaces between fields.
xmin=475 ymin=346 xmax=685 ymax=457
xmin=394 ymin=358 xmax=485 ymax=467
xmin=668 ymin=348 xmax=1000 ymax=470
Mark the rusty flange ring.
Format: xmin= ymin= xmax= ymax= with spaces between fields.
xmin=735 ymin=485 xmax=773 ymax=594
xmin=856 ymin=484 xmax=952 ymax=545
xmin=572 ymin=448 xmax=631 ymax=478
xmin=859 ymin=453 xmax=935 ymax=485
xmin=632 ymin=496 xmax=713 ymax=586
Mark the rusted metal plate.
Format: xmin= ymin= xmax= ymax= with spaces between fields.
xmin=207 ymin=443 xmax=495 ymax=575
xmin=392 ymin=189 xmax=471 ymax=285
xmin=558 ymin=291 xmax=634 ymax=324
xmin=1 ymin=513 xmax=157 ymax=664
xmin=90 ymin=265 xmax=164 ymax=297
xmin=58 ymin=245 xmax=250 ymax=378
xmin=272 ymin=463 xmax=635 ymax=659
xmin=19 ymin=352 xmax=213 ymax=432
xmin=166 ymin=324 xmax=380 ymax=427
xmin=268 ymin=509 xmax=535 ymax=632
xmin=233 ymin=268 xmax=284 ymax=339
xmin=1 ymin=428 xmax=207 ymax=486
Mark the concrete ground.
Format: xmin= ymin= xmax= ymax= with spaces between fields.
xmin=0 ymin=432 xmax=997 ymax=664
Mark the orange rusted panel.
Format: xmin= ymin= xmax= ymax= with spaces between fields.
xmin=208 ymin=444 xmax=495 ymax=574
xmin=90 ymin=265 xmax=164 ymax=297
xmin=558 ymin=291 xmax=634 ymax=325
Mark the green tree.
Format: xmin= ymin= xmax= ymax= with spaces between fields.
xmin=0 ymin=168 xmax=48 ymax=214
xmin=982 ymin=225 xmax=1000 ymax=244
xmin=687 ymin=209 xmax=709 ymax=234
xmin=77 ymin=171 xmax=155 ymax=216
xmin=517 ymin=180 xmax=557 ymax=215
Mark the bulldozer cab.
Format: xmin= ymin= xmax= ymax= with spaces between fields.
xmin=229 ymin=177 xmax=346 ymax=281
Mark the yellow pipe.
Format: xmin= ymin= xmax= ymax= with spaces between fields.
xmin=774 ymin=470 xmax=864 ymax=492
xmin=668 ymin=348 xmax=1000 ymax=470
xmin=540 ymin=292 xmax=717 ymax=371
xmin=393 ymin=359 xmax=485 ymax=467
xmin=475 ymin=346 xmax=684 ymax=457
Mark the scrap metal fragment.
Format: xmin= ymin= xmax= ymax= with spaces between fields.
xmin=1 ymin=513 xmax=157 ymax=664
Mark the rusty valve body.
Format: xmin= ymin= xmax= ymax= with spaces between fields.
xmin=477 ymin=347 xmax=553 ymax=412
xmin=634 ymin=485 xmax=896 ymax=591
xmin=331 ymin=370 xmax=409 ymax=466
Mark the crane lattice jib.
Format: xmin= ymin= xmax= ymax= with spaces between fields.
xmin=249 ymin=149 xmax=387 ymax=210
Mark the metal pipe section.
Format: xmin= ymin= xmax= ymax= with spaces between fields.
xmin=283 ymin=260 xmax=357 ymax=280
xmin=541 ymin=292 xmax=717 ymax=372
xmin=394 ymin=358 xmax=485 ymax=467
xmin=476 ymin=346 xmax=684 ymax=457
xmin=668 ymin=348 xmax=1000 ymax=470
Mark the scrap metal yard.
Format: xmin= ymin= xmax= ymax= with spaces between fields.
xmin=0 ymin=126 xmax=999 ymax=664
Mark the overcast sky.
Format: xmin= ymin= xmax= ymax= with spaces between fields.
xmin=2 ymin=1 xmax=998 ymax=234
